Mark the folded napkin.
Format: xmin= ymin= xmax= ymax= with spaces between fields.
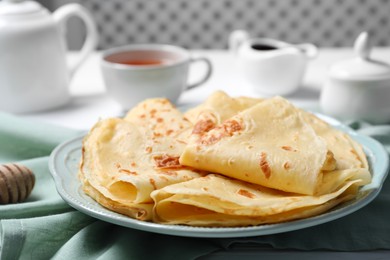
xmin=1 ymin=112 xmax=390 ymax=260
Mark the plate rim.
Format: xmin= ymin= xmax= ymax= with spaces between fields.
xmin=48 ymin=114 xmax=389 ymax=238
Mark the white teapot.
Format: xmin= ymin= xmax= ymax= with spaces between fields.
xmin=320 ymin=32 xmax=390 ymax=124
xmin=0 ymin=0 xmax=98 ymax=113
xmin=229 ymin=30 xmax=317 ymax=96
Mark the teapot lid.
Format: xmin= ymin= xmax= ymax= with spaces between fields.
xmin=0 ymin=0 xmax=42 ymax=16
xmin=329 ymin=32 xmax=390 ymax=81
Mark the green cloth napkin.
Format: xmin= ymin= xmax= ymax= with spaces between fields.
xmin=1 ymin=112 xmax=390 ymax=260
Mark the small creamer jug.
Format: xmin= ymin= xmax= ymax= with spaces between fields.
xmin=229 ymin=30 xmax=318 ymax=96
xmin=0 ymin=0 xmax=98 ymax=113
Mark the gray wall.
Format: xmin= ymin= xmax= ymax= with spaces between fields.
xmin=40 ymin=0 xmax=390 ymax=50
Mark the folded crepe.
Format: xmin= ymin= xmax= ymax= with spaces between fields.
xmin=151 ymin=92 xmax=370 ymax=226
xmin=151 ymin=170 xmax=370 ymax=226
xmin=79 ymin=98 xmax=205 ymax=220
xmin=185 ymin=91 xmax=367 ymax=172
xmin=79 ymin=170 xmax=153 ymax=220
xmin=301 ymin=112 xmax=368 ymax=170
xmin=180 ymin=96 xmax=335 ymax=195
xmin=184 ymin=91 xmax=262 ymax=125
xmin=80 ymin=92 xmax=371 ymax=226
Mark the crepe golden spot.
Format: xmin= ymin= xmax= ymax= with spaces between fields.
xmin=200 ymin=119 xmax=243 ymax=145
xmin=119 ymin=169 xmax=137 ymax=175
xmin=114 ymin=162 xmax=121 ymax=169
xmin=159 ymin=99 xmax=169 ymax=105
xmin=157 ymin=118 xmax=164 ymax=123
xmin=150 ymin=109 xmax=157 ymax=117
xmin=283 ymin=161 xmax=291 ymax=170
xmin=192 ymin=119 xmax=215 ymax=135
xmin=154 ymin=155 xmax=181 ymax=169
xmin=153 ymin=132 xmax=162 ymax=138
xmin=281 ymin=146 xmax=297 ymax=152
xmin=259 ymin=152 xmax=271 ymax=179
xmin=131 ymin=162 xmax=137 ymax=167
xmin=237 ymin=189 xmax=256 ymax=199
xmin=223 ymin=119 xmax=242 ymax=134
xmin=145 ymin=146 xmax=153 ymax=153
xmin=149 ymin=178 xmax=157 ymax=190
xmin=159 ymin=171 xmax=178 ymax=177
xmin=176 ymin=140 xmax=187 ymax=145
xmin=166 ymin=129 xmax=174 ymax=136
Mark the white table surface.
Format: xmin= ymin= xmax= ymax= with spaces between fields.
xmin=19 ymin=47 xmax=389 ymax=130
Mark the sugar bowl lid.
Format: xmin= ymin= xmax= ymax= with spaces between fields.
xmin=329 ymin=32 xmax=390 ymax=81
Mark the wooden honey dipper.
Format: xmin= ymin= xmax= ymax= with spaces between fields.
xmin=0 ymin=163 xmax=35 ymax=204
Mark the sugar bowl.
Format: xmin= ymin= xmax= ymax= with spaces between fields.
xmin=320 ymin=32 xmax=390 ymax=124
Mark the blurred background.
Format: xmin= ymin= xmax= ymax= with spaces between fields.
xmin=41 ymin=0 xmax=390 ymax=50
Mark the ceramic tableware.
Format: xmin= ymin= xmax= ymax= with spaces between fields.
xmin=100 ymin=44 xmax=212 ymax=111
xmin=320 ymin=32 xmax=390 ymax=124
xmin=0 ymin=0 xmax=98 ymax=113
xmin=229 ymin=30 xmax=318 ymax=96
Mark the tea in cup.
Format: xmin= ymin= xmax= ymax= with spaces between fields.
xmin=101 ymin=44 xmax=212 ymax=110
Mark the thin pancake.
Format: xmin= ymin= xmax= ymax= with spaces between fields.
xmin=301 ymin=111 xmax=368 ymax=170
xmin=79 ymin=168 xmax=153 ymax=220
xmin=185 ymin=91 xmax=367 ymax=171
xmin=80 ymin=92 xmax=371 ymax=226
xmin=180 ymin=96 xmax=332 ymax=195
xmin=79 ymin=99 xmax=205 ymax=220
xmin=151 ymin=173 xmax=369 ymax=226
xmin=184 ymin=90 xmax=263 ymax=127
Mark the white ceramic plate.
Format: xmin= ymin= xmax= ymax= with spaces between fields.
xmin=48 ymin=115 xmax=389 ymax=238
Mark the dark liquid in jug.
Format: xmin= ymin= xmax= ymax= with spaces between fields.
xmin=251 ymin=44 xmax=277 ymax=51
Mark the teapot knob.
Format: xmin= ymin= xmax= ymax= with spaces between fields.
xmin=354 ymin=31 xmax=371 ymax=60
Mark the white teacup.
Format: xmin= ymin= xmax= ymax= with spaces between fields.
xmin=101 ymin=44 xmax=212 ymax=110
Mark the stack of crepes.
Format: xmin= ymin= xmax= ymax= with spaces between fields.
xmin=79 ymin=91 xmax=371 ymax=227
